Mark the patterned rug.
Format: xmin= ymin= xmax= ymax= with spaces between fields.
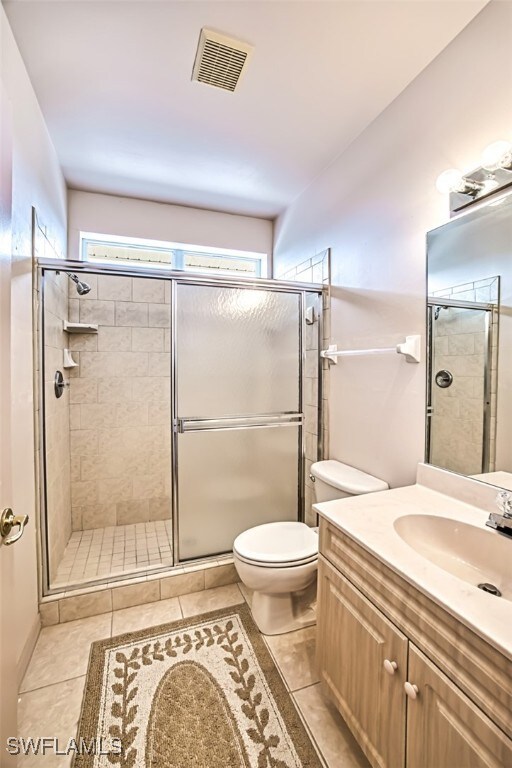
xmin=75 ymin=603 xmax=322 ymax=767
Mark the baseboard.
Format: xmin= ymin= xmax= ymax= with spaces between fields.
xmin=17 ymin=613 xmax=41 ymax=689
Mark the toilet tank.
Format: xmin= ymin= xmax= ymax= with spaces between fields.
xmin=310 ymin=460 xmax=389 ymax=503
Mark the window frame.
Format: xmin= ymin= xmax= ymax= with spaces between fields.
xmin=80 ymin=231 xmax=267 ymax=278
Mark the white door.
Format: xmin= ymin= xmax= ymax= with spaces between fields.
xmin=0 ymin=81 xmax=17 ymax=767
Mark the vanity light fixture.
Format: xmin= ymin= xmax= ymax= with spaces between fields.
xmin=436 ymin=136 xmax=512 ymax=216
xmin=435 ymin=169 xmax=486 ymax=197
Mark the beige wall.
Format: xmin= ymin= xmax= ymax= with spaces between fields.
xmin=43 ymin=272 xmax=72 ymax=580
xmin=1 ymin=6 xmax=67 ymax=671
xmin=67 ymin=190 xmax=273 ymax=271
xmin=68 ymin=274 xmax=171 ymax=530
xmin=273 ymin=2 xmax=512 ymax=489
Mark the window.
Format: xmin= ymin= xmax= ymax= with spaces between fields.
xmin=81 ymin=232 xmax=267 ymax=278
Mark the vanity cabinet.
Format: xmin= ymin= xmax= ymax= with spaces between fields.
xmin=406 ymin=645 xmax=510 ymax=767
xmin=317 ymin=558 xmax=407 ymax=767
xmin=317 ymin=521 xmax=512 ymax=768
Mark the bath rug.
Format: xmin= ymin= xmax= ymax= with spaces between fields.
xmin=74 ymin=603 xmax=322 ymax=767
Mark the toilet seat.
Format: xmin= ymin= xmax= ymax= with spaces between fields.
xmin=233 ymin=521 xmax=318 ymax=569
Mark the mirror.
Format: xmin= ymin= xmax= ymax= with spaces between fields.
xmin=426 ymin=189 xmax=512 ymax=489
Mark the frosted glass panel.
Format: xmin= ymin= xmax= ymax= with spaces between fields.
xmin=177 ymin=285 xmax=300 ymax=417
xmin=178 ymin=426 xmax=299 ymax=559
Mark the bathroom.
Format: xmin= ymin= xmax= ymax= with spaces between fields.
xmin=0 ymin=1 xmax=511 ymax=766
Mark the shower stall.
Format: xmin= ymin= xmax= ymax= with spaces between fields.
xmin=37 ymin=262 xmax=323 ymax=595
xmin=426 ymin=299 xmax=496 ymax=476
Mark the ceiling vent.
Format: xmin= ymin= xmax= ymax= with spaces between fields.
xmin=192 ymin=28 xmax=254 ymax=93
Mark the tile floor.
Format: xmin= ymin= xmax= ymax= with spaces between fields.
xmin=53 ymin=520 xmax=173 ymax=588
xmin=19 ymin=582 xmax=369 ymax=768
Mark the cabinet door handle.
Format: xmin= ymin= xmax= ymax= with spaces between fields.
xmin=383 ymin=659 xmax=398 ymax=675
xmin=404 ymin=682 xmax=419 ymax=699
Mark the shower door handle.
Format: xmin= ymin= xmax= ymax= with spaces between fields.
xmin=175 ymin=414 xmax=303 ymax=433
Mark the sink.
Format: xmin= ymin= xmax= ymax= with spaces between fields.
xmin=393 ymin=514 xmax=512 ymax=600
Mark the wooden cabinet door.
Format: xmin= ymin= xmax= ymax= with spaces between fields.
xmin=317 ymin=556 xmax=408 ymax=768
xmin=406 ymin=645 xmax=512 ymax=768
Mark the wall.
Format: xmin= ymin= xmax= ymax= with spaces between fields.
xmin=43 ymin=272 xmax=72 ymax=581
xmin=67 ymin=274 xmax=171 ymax=531
xmin=273 ymin=1 xmax=512 ymax=489
xmin=67 ymin=190 xmax=273 ymax=269
xmin=1 ymin=5 xmax=67 ymax=673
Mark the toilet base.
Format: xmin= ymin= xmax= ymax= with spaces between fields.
xmin=250 ymin=579 xmax=317 ymax=635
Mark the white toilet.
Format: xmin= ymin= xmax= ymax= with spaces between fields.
xmin=233 ymin=459 xmax=389 ymax=635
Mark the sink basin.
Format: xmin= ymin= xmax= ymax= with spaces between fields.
xmin=393 ymin=514 xmax=512 ymax=600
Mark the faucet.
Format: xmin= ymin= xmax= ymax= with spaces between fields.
xmin=486 ymin=491 xmax=512 ymax=537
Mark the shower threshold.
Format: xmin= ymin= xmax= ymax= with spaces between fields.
xmin=52 ymin=520 xmax=173 ymax=590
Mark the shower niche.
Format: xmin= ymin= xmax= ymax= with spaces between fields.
xmin=38 ymin=265 xmax=323 ymax=595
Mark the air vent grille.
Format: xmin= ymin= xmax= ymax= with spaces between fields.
xmin=192 ymin=29 xmax=253 ymax=93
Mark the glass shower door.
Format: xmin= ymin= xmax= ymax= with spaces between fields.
xmin=174 ymin=283 xmax=302 ymax=560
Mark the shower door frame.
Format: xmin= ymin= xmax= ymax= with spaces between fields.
xmin=36 ymin=258 xmax=323 ymax=594
xmin=170 ymin=278 xmax=312 ymax=564
xmin=426 ymin=297 xmax=494 ymax=473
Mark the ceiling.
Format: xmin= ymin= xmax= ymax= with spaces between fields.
xmin=4 ymin=1 xmax=487 ymax=219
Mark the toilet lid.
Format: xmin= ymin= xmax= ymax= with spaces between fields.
xmin=233 ymin=522 xmax=318 ymax=566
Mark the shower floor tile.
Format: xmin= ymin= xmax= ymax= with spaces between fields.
xmin=53 ymin=520 xmax=173 ymax=589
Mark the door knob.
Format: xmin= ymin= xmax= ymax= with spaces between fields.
xmin=404 ymin=681 xmax=419 ymax=699
xmin=0 ymin=508 xmax=29 ymax=546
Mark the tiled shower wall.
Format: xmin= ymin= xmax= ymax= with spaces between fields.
xmin=430 ymin=277 xmax=498 ymax=475
xmin=278 ymin=250 xmax=330 ymax=526
xmin=430 ymin=306 xmax=489 ymax=476
xmin=43 ymin=272 xmax=72 ymax=581
xmin=67 ymin=275 xmax=171 ymax=530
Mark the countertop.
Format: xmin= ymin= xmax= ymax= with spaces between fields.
xmin=314 ymin=483 xmax=512 ymax=660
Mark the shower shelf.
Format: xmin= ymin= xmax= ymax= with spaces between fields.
xmin=63 ymin=321 xmax=98 ymax=334
xmin=63 ymin=349 xmax=78 ymax=369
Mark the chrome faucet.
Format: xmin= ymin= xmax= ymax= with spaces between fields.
xmin=486 ymin=491 xmax=512 ymax=536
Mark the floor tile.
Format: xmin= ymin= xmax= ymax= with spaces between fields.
xmin=18 ymin=676 xmax=85 ymax=767
xmin=237 ymin=582 xmax=253 ymax=604
xmin=294 ymin=683 xmax=370 ymax=768
xmin=178 ymin=583 xmax=244 ymax=618
xmin=53 ymin=521 xmax=173 ymax=589
xmin=112 ymin=597 xmax=182 ymax=635
xmin=20 ymin=614 xmax=111 ymax=693
xmin=265 ymin=625 xmax=319 ymax=691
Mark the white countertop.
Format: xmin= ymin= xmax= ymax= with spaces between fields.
xmin=471 ymin=471 xmax=512 ymax=492
xmin=314 ymin=483 xmax=512 ymax=660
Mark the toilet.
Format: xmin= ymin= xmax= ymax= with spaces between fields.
xmin=233 ymin=459 xmax=389 ymax=635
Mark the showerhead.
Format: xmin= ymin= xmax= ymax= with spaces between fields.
xmin=67 ymin=273 xmax=91 ymax=296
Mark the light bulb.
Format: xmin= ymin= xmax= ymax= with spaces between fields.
xmin=481 ymin=140 xmax=512 ymax=171
xmin=436 ymin=169 xmax=464 ymax=194
xmin=435 ymin=168 xmax=485 ymax=197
